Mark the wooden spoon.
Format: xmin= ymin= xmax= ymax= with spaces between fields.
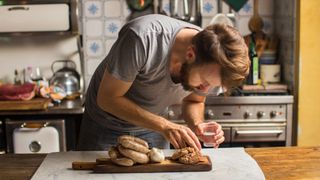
xmin=248 ymin=0 xmax=264 ymax=32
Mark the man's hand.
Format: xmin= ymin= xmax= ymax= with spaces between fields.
xmin=195 ymin=121 xmax=225 ymax=148
xmin=161 ymin=122 xmax=202 ymax=151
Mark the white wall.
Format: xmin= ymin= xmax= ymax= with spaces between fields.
xmin=0 ymin=35 xmax=81 ymax=84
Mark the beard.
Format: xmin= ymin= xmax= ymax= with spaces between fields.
xmin=179 ymin=62 xmax=194 ymax=91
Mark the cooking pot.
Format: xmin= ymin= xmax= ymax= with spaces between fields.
xmin=50 ymin=60 xmax=80 ymax=95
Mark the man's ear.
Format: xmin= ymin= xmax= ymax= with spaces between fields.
xmin=186 ymin=45 xmax=196 ymax=63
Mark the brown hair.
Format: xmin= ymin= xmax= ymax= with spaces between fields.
xmin=191 ymin=23 xmax=250 ymax=93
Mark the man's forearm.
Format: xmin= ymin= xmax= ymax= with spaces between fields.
xmin=98 ymin=96 xmax=171 ymax=133
xmin=182 ymin=100 xmax=205 ymax=131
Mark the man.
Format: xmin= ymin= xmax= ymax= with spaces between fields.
xmin=78 ymin=14 xmax=250 ymax=151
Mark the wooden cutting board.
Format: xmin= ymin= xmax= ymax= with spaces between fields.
xmin=0 ymin=98 xmax=51 ymax=111
xmin=72 ymin=156 xmax=212 ymax=173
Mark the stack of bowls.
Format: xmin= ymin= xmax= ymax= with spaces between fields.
xmin=259 ymin=50 xmax=276 ymax=64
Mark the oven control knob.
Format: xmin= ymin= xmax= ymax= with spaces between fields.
xmin=257 ymin=111 xmax=266 ymax=118
xmin=206 ymin=109 xmax=215 ymax=119
xmin=270 ymin=111 xmax=277 ymax=118
xmin=168 ymin=110 xmax=175 ymax=119
xmin=244 ymin=112 xmax=253 ymax=119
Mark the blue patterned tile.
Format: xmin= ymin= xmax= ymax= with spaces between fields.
xmin=162 ymin=0 xmax=170 ymax=16
xmin=238 ymin=0 xmax=253 ymax=16
xmin=243 ymin=3 xmax=252 ymax=13
xmin=84 ymin=1 xmax=102 ymax=18
xmin=86 ymin=39 xmax=103 ymax=57
xmin=202 ymin=0 xmax=216 ymax=17
xmin=105 ymin=19 xmax=122 ymax=37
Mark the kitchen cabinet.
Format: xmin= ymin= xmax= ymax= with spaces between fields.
xmin=0 ymin=99 xmax=84 ymax=152
xmin=0 ymin=4 xmax=69 ymax=33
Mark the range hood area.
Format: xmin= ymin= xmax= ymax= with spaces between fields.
xmin=0 ymin=0 xmax=79 ymax=35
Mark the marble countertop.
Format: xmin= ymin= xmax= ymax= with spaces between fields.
xmin=1 ymin=146 xmax=320 ymax=179
xmin=31 ymin=148 xmax=265 ymax=180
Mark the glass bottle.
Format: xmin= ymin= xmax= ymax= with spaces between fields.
xmin=246 ymin=35 xmax=259 ymax=85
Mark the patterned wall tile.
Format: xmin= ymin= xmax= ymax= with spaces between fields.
xmin=84 ymin=0 xmax=103 ymax=18
xmin=105 ymin=39 xmax=117 ymax=54
xmin=85 ymin=19 xmax=103 ymax=37
xmin=105 ymin=19 xmax=122 ymax=37
xmin=104 ymin=0 xmax=122 ymax=18
xmin=87 ymin=58 xmax=103 ymax=75
xmin=161 ymin=0 xmax=171 ymax=16
xmin=122 ymin=1 xmax=132 ymax=19
xmin=238 ymin=0 xmax=253 ymax=16
xmin=237 ymin=16 xmax=251 ymax=36
xmin=202 ymin=0 xmax=217 ymax=17
xmin=85 ymin=39 xmax=104 ymax=57
xmin=221 ymin=1 xmax=231 ymax=14
xmin=202 ymin=17 xmax=212 ymax=28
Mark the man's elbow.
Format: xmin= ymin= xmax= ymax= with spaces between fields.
xmin=96 ymin=92 xmax=111 ymax=111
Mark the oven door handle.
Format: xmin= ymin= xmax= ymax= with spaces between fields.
xmin=236 ymin=130 xmax=283 ymax=135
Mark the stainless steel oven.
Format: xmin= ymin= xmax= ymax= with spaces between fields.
xmin=165 ymin=96 xmax=293 ymax=148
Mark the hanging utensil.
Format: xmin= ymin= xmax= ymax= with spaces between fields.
xmin=167 ymin=0 xmax=202 ymax=26
xmin=248 ymin=0 xmax=263 ymax=33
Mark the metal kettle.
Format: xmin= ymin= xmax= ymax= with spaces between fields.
xmin=50 ymin=60 xmax=80 ymax=95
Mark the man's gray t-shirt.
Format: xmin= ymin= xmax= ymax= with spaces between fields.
xmin=85 ymin=14 xmax=201 ymax=132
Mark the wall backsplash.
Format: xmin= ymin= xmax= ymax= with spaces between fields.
xmin=0 ymin=0 xmax=295 ymax=94
xmin=81 ymin=0 xmax=275 ymax=90
xmin=0 ymin=35 xmax=81 ymax=83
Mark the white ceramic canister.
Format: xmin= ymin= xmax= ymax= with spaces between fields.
xmin=260 ymin=64 xmax=281 ymax=83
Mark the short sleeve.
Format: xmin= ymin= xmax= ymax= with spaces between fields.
xmin=105 ymin=29 xmax=146 ymax=82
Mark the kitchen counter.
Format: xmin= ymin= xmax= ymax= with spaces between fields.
xmin=246 ymin=146 xmax=320 ymax=179
xmin=0 ymin=146 xmax=319 ymax=180
xmin=0 ymin=98 xmax=84 ymax=151
xmin=0 ymin=98 xmax=84 ymax=116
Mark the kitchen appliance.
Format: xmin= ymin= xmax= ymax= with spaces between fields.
xmin=50 ymin=60 xmax=81 ymax=96
xmin=164 ymin=96 xmax=293 ymax=148
xmin=0 ymin=0 xmax=79 ymax=35
xmin=5 ymin=119 xmax=66 ymax=153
